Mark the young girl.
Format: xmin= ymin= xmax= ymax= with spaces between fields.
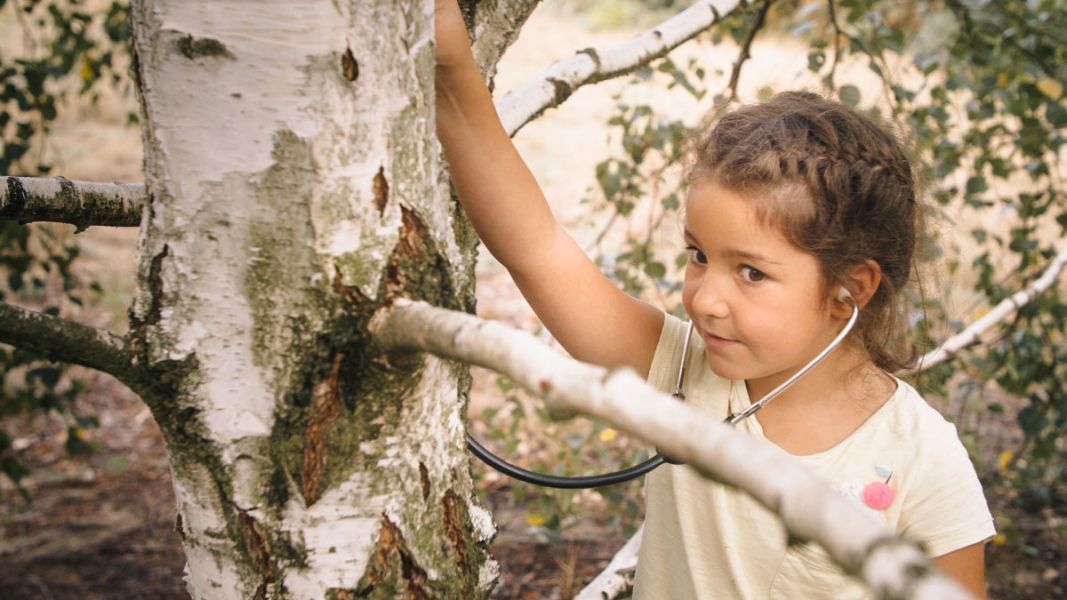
xmin=435 ymin=2 xmax=994 ymax=598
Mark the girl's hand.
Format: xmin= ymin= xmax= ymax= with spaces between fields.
xmin=435 ymin=0 xmax=474 ymax=72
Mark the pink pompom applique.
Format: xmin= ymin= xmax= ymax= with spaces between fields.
xmin=862 ymin=481 xmax=895 ymax=511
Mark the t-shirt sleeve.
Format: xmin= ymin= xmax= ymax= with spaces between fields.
xmin=645 ymin=312 xmax=687 ymax=393
xmin=898 ymin=418 xmax=996 ymax=558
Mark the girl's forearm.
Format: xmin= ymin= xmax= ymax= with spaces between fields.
xmin=435 ymin=61 xmax=562 ymax=275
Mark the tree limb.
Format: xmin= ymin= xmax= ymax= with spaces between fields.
xmin=0 ymin=301 xmax=139 ymax=385
xmin=913 ymin=239 xmax=1067 ymax=372
xmin=466 ymin=0 xmax=542 ymax=83
xmin=1 ymin=176 xmax=144 ymax=230
xmin=497 ymin=0 xmax=742 ymax=137
xmin=371 ymin=299 xmax=973 ymax=600
xmin=573 ymin=524 xmax=642 ymax=600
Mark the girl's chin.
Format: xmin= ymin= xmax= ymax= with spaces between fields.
xmin=704 ymin=356 xmax=758 ymax=382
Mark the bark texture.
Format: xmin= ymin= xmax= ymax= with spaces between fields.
xmin=127 ymin=1 xmax=497 ymax=597
xmin=0 ymin=177 xmax=143 ymax=229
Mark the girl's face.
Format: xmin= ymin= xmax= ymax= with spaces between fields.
xmin=682 ymin=178 xmax=841 ymax=384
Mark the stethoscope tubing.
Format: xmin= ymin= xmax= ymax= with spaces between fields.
xmin=467 ymin=300 xmax=860 ymax=489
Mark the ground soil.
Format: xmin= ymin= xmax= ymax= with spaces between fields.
xmin=0 ymin=371 xmax=628 ymax=599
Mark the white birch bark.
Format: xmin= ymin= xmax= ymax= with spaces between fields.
xmin=128 ymin=1 xmax=493 ymax=597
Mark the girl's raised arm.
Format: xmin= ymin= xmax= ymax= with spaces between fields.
xmin=434 ymin=0 xmax=664 ymax=376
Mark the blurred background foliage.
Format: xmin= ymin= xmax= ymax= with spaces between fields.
xmin=476 ymin=0 xmax=1066 ymax=593
xmin=0 ymin=0 xmax=1064 ymax=594
xmin=0 ymin=0 xmax=129 ymax=497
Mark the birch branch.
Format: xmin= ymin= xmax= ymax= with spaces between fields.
xmin=573 ymin=525 xmax=642 ymax=600
xmin=1 ymin=176 xmax=144 ymax=230
xmin=0 ymin=301 xmax=139 ymax=385
xmin=371 ymin=299 xmax=973 ymax=600
xmin=496 ymin=0 xmax=742 ymax=137
xmin=914 ymin=239 xmax=1067 ymax=372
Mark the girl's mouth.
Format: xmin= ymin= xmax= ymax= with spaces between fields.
xmin=702 ymin=331 xmax=738 ymax=348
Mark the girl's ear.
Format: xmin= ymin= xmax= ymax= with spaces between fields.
xmin=832 ymin=260 xmax=882 ymax=318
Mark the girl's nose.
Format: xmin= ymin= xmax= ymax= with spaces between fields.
xmin=690 ymin=276 xmax=730 ymax=319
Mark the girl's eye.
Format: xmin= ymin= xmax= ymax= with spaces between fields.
xmin=740 ymin=265 xmax=766 ymax=283
xmin=686 ymin=246 xmax=707 ymax=265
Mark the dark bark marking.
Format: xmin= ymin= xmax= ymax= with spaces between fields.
xmin=53 ymin=176 xmax=89 ymax=233
xmin=374 ymin=167 xmax=389 ymax=216
xmin=342 ymin=47 xmax=359 ymax=82
xmin=578 ymin=47 xmax=602 ymax=70
xmin=547 ymin=77 xmax=574 ymax=106
xmin=128 ymin=244 xmax=169 ymax=341
xmin=236 ymin=507 xmax=274 ymax=600
xmin=354 ymin=514 xmax=428 ymax=599
xmin=441 ymin=489 xmax=469 ymax=576
xmin=177 ymin=35 xmax=235 ymax=60
xmin=302 ymin=353 xmax=345 ymax=504
xmin=2 ymin=177 xmax=28 ymax=217
xmin=385 ymin=207 xmax=431 ymax=302
xmin=332 ymin=266 xmax=372 ymax=308
xmin=174 ymin=513 xmax=185 ymax=540
xmin=418 ymin=462 xmax=430 ymax=501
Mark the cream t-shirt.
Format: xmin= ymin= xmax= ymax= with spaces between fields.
xmin=633 ymin=313 xmax=995 ymax=599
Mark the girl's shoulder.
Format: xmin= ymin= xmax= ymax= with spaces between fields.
xmin=867 ymin=379 xmax=995 ymax=555
xmin=798 ymin=377 xmax=994 ymax=558
xmin=878 ymin=378 xmax=968 ymax=450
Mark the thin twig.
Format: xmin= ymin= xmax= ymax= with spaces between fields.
xmin=908 ymin=239 xmax=1067 ymax=372
xmin=498 ymin=0 xmax=743 ymax=136
xmin=826 ymin=0 xmax=844 ymax=89
xmin=726 ymin=0 xmax=774 ymax=104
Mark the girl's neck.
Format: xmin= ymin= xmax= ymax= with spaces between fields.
xmin=744 ymin=340 xmax=874 ymax=406
xmin=744 ymin=344 xmax=897 ymax=455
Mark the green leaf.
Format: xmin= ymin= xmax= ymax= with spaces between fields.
xmin=644 ymin=262 xmax=666 ymax=279
xmin=838 ymin=85 xmax=861 ymax=107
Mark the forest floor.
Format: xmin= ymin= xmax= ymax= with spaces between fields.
xmin=2 ymin=1 xmax=1066 ymax=598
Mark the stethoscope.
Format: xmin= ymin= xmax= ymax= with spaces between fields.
xmin=466 ymin=296 xmax=860 ymax=489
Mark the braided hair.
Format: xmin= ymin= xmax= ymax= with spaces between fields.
xmin=688 ymin=91 xmax=922 ymax=372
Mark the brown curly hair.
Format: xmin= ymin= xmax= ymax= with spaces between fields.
xmin=688 ymin=91 xmax=922 ymax=372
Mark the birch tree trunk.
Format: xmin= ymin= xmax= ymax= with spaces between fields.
xmin=125 ymin=1 xmax=524 ymax=596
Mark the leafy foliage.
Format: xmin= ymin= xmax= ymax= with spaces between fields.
xmin=497 ymin=0 xmax=1067 ymax=553
xmin=0 ymin=0 xmax=129 ymax=495
xmin=791 ymin=0 xmax=1067 ymax=505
